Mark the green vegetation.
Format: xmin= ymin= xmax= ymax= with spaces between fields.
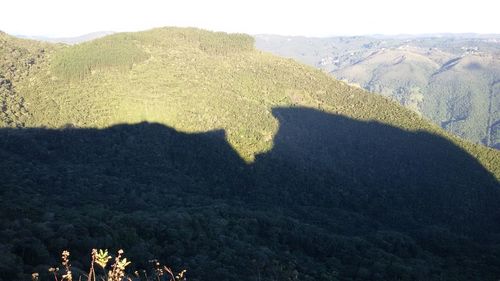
xmin=3 ymin=28 xmax=499 ymax=169
xmin=51 ymin=34 xmax=149 ymax=80
xmin=255 ymin=34 xmax=500 ymax=149
xmin=0 ymin=28 xmax=499 ymax=281
xmin=0 ymin=32 xmax=52 ymax=127
xmin=0 ymin=118 xmax=499 ymax=281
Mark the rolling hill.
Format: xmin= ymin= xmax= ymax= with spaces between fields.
xmin=0 ymin=28 xmax=499 ymax=281
xmin=17 ymin=31 xmax=115 ymax=45
xmin=255 ymin=34 xmax=500 ymax=149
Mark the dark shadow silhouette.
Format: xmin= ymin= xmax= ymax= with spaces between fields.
xmin=254 ymin=108 xmax=500 ymax=234
xmin=0 ymin=107 xmax=499 ymax=281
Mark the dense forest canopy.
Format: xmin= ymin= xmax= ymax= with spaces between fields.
xmin=0 ymin=28 xmax=499 ymax=281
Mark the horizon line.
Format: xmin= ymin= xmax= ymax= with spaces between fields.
xmin=4 ymin=25 xmax=500 ymax=40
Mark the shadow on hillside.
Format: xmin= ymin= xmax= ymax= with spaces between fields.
xmin=0 ymin=107 xmax=499 ymax=278
xmin=254 ymin=108 xmax=500 ymax=233
xmin=1 ymin=107 xmax=498 ymax=233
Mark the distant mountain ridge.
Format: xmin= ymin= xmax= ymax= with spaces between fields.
xmin=16 ymin=31 xmax=115 ymax=44
xmin=255 ymin=34 xmax=500 ymax=148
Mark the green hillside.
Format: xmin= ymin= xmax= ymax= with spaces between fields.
xmin=0 ymin=28 xmax=499 ymax=281
xmin=2 ymin=28 xmax=499 ymax=170
xmin=255 ymin=34 xmax=500 ymax=149
xmin=334 ymin=50 xmax=500 ymax=149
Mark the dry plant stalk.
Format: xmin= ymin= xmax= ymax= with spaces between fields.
xmin=108 ymin=249 xmax=131 ymax=281
xmin=47 ymin=248 xmax=185 ymax=281
xmin=48 ymin=267 xmax=59 ymax=281
xmin=61 ymin=250 xmax=72 ymax=281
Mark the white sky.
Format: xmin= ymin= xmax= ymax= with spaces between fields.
xmin=1 ymin=0 xmax=499 ymax=37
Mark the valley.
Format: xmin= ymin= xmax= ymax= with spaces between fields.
xmin=255 ymin=34 xmax=500 ymax=148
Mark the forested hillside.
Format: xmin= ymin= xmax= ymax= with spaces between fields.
xmin=255 ymin=34 xmax=500 ymax=149
xmin=0 ymin=28 xmax=499 ymax=281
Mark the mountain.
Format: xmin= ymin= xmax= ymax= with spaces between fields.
xmin=16 ymin=31 xmax=115 ymax=45
xmin=0 ymin=28 xmax=499 ymax=281
xmin=255 ymin=34 xmax=500 ymax=149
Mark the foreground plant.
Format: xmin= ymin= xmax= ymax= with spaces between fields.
xmin=108 ymin=249 xmax=131 ymax=281
xmin=36 ymin=249 xmax=186 ymax=281
xmin=150 ymin=259 xmax=187 ymax=281
xmin=61 ymin=250 xmax=72 ymax=281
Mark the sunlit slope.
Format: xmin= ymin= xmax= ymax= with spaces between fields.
xmin=255 ymin=35 xmax=500 ymax=149
xmin=425 ymin=54 xmax=500 ymax=147
xmin=0 ymin=31 xmax=54 ymax=127
xmin=2 ymin=27 xmax=499 ymax=175
xmin=333 ymin=48 xmax=440 ymax=112
xmin=335 ymin=50 xmax=500 ymax=148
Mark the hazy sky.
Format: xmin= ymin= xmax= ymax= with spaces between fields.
xmin=1 ymin=0 xmax=499 ymax=37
